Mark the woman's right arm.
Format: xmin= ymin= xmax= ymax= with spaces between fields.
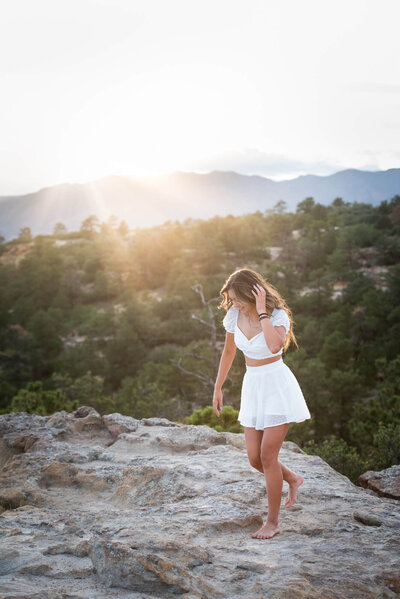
xmin=212 ymin=332 xmax=237 ymax=417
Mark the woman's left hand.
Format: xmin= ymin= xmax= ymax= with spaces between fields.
xmin=251 ymin=283 xmax=267 ymax=315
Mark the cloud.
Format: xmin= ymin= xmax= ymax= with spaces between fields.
xmin=194 ymin=149 xmax=348 ymax=180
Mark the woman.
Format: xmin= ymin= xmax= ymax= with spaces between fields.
xmin=212 ymin=268 xmax=311 ymax=540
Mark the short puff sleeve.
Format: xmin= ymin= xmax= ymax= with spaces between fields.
xmin=222 ymin=306 xmax=237 ymax=333
xmin=271 ymin=309 xmax=290 ymax=334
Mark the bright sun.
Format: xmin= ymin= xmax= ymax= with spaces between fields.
xmin=59 ymin=63 xmax=263 ymax=182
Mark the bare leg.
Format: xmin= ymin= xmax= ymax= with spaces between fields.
xmin=252 ymin=460 xmax=304 ymax=508
xmin=252 ymin=458 xmax=296 ymax=481
xmin=243 ymin=426 xmax=304 ymax=513
xmin=283 ymin=467 xmax=304 ymax=508
xmin=252 ymin=423 xmax=290 ymax=539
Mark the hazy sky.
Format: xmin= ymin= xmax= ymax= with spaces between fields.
xmin=1 ymin=0 xmax=399 ymax=195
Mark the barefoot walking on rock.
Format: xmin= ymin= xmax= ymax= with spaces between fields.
xmin=213 ymin=268 xmax=312 ymax=540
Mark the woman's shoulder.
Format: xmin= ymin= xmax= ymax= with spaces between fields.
xmin=272 ymin=306 xmax=288 ymax=316
xmin=222 ymin=305 xmax=239 ymax=332
xmin=271 ymin=307 xmax=290 ymax=332
xmin=224 ymin=305 xmax=239 ymax=320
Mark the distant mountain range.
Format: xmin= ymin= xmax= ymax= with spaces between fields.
xmin=0 ymin=168 xmax=399 ymax=241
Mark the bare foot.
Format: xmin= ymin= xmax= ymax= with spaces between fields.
xmin=251 ymin=521 xmax=281 ymax=539
xmin=284 ymin=474 xmax=304 ymax=508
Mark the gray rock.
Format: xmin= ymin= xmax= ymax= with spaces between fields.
xmin=359 ymin=464 xmax=400 ymax=499
xmin=353 ymin=510 xmax=382 ymax=527
xmin=103 ymin=412 xmax=141 ymax=439
xmin=140 ymin=417 xmax=181 ymax=427
xmin=0 ymin=409 xmax=399 ymax=599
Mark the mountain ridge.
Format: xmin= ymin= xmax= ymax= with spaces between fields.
xmin=0 ymin=167 xmax=399 ymax=240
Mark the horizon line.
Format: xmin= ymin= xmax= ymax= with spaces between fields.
xmin=0 ymin=165 xmax=398 ymax=198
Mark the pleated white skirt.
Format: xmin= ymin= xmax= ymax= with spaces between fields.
xmin=238 ymin=358 xmax=311 ymax=429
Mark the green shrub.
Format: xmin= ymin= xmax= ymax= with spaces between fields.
xmin=368 ymin=422 xmax=400 ymax=471
xmin=302 ymin=434 xmax=368 ymax=484
xmin=185 ymin=404 xmax=243 ymax=433
xmin=9 ymin=381 xmax=80 ymax=416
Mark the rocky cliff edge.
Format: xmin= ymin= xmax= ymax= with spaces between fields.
xmin=0 ymin=406 xmax=399 ymax=599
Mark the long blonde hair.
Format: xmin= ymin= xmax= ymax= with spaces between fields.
xmin=219 ymin=267 xmax=298 ymax=352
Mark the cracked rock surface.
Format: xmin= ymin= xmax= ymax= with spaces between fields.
xmin=0 ymin=406 xmax=399 ymax=599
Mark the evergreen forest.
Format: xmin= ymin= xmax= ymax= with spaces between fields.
xmin=1 ymin=195 xmax=400 ymax=484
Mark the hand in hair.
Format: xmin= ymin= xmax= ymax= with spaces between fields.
xmin=251 ymin=283 xmax=267 ymax=315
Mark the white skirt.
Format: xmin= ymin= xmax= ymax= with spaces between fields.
xmin=238 ymin=358 xmax=312 ymax=429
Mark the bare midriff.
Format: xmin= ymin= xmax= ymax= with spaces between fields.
xmin=245 ymin=354 xmax=282 ymax=367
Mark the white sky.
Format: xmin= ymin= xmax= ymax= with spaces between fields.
xmin=1 ymin=0 xmax=399 ymax=195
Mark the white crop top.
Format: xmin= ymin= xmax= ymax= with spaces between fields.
xmin=222 ymin=306 xmax=290 ymax=359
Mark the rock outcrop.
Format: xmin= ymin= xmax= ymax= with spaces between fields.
xmin=359 ymin=464 xmax=400 ymax=500
xmin=0 ymin=406 xmax=399 ymax=599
